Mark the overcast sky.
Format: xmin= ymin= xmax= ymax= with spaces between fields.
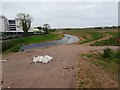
xmin=1 ymin=1 xmax=118 ymax=28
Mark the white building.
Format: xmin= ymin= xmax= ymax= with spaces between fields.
xmin=8 ymin=20 xmax=17 ymax=31
xmin=0 ymin=16 xmax=9 ymax=32
xmin=0 ymin=15 xmax=33 ymax=33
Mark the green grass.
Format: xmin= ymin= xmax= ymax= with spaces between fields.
xmin=62 ymin=29 xmax=118 ymax=45
xmin=82 ymin=50 xmax=119 ymax=75
xmin=63 ymin=30 xmax=105 ymax=44
xmin=80 ymin=32 xmax=103 ymax=44
xmin=91 ymin=37 xmax=120 ymax=46
xmin=2 ymin=34 xmax=63 ymax=54
xmin=91 ymin=32 xmax=120 ymax=46
xmin=106 ymin=32 xmax=119 ymax=36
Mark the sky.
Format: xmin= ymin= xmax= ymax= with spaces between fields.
xmin=1 ymin=0 xmax=119 ymax=28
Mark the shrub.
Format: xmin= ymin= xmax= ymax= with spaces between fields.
xmin=94 ymin=27 xmax=102 ymax=29
xmin=2 ymin=41 xmax=14 ymax=52
xmin=103 ymin=48 xmax=113 ymax=59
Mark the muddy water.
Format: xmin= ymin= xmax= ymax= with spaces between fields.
xmin=20 ymin=34 xmax=79 ymax=51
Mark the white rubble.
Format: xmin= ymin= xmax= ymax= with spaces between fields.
xmin=33 ymin=55 xmax=53 ymax=64
xmin=33 ymin=56 xmax=39 ymax=63
xmin=38 ymin=56 xmax=44 ymax=63
xmin=0 ymin=60 xmax=8 ymax=63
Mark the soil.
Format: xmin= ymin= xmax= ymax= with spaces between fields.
xmin=76 ymin=54 xmax=118 ymax=88
xmin=2 ymin=44 xmax=118 ymax=88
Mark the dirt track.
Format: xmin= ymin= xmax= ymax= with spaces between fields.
xmin=2 ymin=44 xmax=118 ymax=88
xmin=81 ymin=34 xmax=113 ymax=46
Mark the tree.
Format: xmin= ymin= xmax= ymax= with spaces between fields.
xmin=94 ymin=27 xmax=102 ymax=29
xmin=103 ymin=48 xmax=113 ymax=59
xmin=17 ymin=13 xmax=32 ymax=36
xmin=37 ymin=26 xmax=42 ymax=30
xmin=43 ymin=24 xmax=50 ymax=34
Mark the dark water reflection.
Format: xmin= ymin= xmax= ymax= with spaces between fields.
xmin=20 ymin=34 xmax=79 ymax=51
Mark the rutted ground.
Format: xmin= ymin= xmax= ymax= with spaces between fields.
xmin=2 ymin=44 xmax=118 ymax=88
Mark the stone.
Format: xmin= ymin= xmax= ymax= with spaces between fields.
xmin=0 ymin=60 xmax=8 ymax=63
xmin=63 ymin=67 xmax=68 ymax=69
xmin=0 ymin=80 xmax=3 ymax=85
xmin=33 ymin=55 xmax=53 ymax=64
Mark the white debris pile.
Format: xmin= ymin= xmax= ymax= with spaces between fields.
xmin=0 ymin=60 xmax=8 ymax=63
xmin=33 ymin=55 xmax=53 ymax=64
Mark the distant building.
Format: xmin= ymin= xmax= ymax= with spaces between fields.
xmin=0 ymin=15 xmax=48 ymax=40
xmin=0 ymin=16 xmax=9 ymax=32
xmin=8 ymin=20 xmax=16 ymax=31
xmin=32 ymin=27 xmax=45 ymax=35
xmin=0 ymin=16 xmax=34 ymax=40
xmin=0 ymin=15 xmax=33 ymax=33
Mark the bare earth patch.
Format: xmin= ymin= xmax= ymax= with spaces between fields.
xmin=76 ymin=55 xmax=118 ymax=88
xmin=2 ymin=44 xmax=118 ymax=88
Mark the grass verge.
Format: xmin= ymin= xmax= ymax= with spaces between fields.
xmin=91 ymin=32 xmax=120 ymax=46
xmin=2 ymin=34 xmax=63 ymax=54
xmin=82 ymin=50 xmax=119 ymax=75
xmin=62 ymin=29 xmax=118 ymax=45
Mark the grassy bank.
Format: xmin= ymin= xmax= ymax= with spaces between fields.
xmin=77 ymin=49 xmax=119 ymax=88
xmin=2 ymin=34 xmax=63 ymax=54
xmin=62 ymin=30 xmax=104 ymax=44
xmin=91 ymin=32 xmax=120 ymax=46
xmin=82 ymin=50 xmax=119 ymax=75
xmin=62 ymin=29 xmax=118 ymax=45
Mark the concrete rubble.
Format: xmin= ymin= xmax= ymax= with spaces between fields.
xmin=33 ymin=55 xmax=53 ymax=64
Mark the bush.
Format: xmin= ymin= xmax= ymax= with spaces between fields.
xmin=94 ymin=27 xmax=102 ymax=29
xmin=2 ymin=41 xmax=15 ymax=52
xmin=103 ymin=48 xmax=113 ymax=58
xmin=5 ymin=44 xmax=20 ymax=53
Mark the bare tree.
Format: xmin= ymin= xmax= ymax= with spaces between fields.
xmin=17 ymin=13 xmax=32 ymax=36
xmin=43 ymin=24 xmax=50 ymax=34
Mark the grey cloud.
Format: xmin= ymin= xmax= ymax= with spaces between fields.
xmin=1 ymin=2 xmax=118 ymax=28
